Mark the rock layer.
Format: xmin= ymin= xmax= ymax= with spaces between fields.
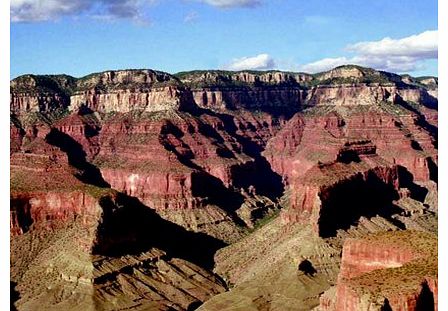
xmin=319 ymin=231 xmax=437 ymax=311
xmin=10 ymin=65 xmax=438 ymax=311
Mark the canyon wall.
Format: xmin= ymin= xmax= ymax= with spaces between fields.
xmin=10 ymin=66 xmax=438 ymax=231
xmin=10 ymin=65 xmax=438 ymax=311
xmin=319 ymin=231 xmax=437 ymax=311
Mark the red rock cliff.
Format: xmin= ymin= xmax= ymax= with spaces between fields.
xmin=320 ymin=231 xmax=437 ymax=311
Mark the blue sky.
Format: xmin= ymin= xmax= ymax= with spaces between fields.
xmin=10 ymin=0 xmax=438 ymax=79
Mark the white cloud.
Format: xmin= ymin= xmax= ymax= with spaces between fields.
xmin=300 ymin=57 xmax=350 ymax=73
xmin=11 ymin=0 xmax=90 ymax=22
xmin=347 ymin=30 xmax=437 ymax=59
xmin=11 ymin=0 xmax=155 ymax=23
xmin=198 ymin=0 xmax=261 ymax=8
xmin=300 ymin=30 xmax=438 ymax=73
xmin=10 ymin=0 xmax=260 ymax=22
xmin=224 ymin=53 xmax=276 ymax=71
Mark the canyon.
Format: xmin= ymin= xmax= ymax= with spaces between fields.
xmin=10 ymin=65 xmax=437 ymax=311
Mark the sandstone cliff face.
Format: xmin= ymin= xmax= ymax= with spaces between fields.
xmin=52 ymin=113 xmax=101 ymax=159
xmin=263 ymin=113 xmax=305 ymax=182
xmin=10 ymin=127 xmax=228 ymax=310
xmin=306 ymin=85 xmax=395 ymax=106
xmin=317 ymin=66 xmax=367 ymax=80
xmin=319 ymin=231 xmax=437 ymax=311
xmin=10 ymin=66 xmax=437 ymax=233
xmin=189 ymin=87 xmax=305 ymax=111
xmin=304 ymin=66 xmax=437 ymax=109
xmin=69 ymin=85 xmax=193 ymax=113
xmin=10 ymin=191 xmax=101 ymax=235
xmin=177 ymin=70 xmax=312 ymax=85
xmin=10 ymin=70 xmax=194 ymax=116
xmin=265 ymin=102 xmax=436 ymax=237
xmin=281 ymin=163 xmax=401 ymax=236
xmin=343 ymin=112 xmax=436 ymax=182
xmin=11 ymin=67 xmax=438 ymax=116
xmin=90 ymin=117 xmax=200 ymax=210
xmin=178 ymin=70 xmax=308 ymax=112
xmin=100 ymin=168 xmax=200 ymax=209
xmin=10 ymin=65 xmax=438 ymax=311
xmin=264 ymin=112 xmax=344 ymax=183
xmin=10 ymin=93 xmax=69 ymax=114
xmin=91 ymin=112 xmax=246 ymax=209
xmin=10 ymin=189 xmax=228 ymax=311
xmin=397 ymin=87 xmax=436 ymax=105
xmin=10 ymin=123 xmax=24 ymax=153
xmin=337 ymin=238 xmax=418 ymax=281
xmin=305 ymin=84 xmax=438 ymax=108
xmin=69 ymin=70 xmax=194 ymax=113
xmin=10 ymin=74 xmax=73 ymax=114
xmin=76 ymin=69 xmax=173 ymax=87
xmin=10 ymin=134 xmax=106 ymax=237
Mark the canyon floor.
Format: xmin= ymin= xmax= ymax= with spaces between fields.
xmin=10 ymin=65 xmax=438 ymax=311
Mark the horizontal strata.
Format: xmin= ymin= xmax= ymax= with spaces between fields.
xmin=10 ymin=66 xmax=438 ymax=93
xmin=319 ymin=231 xmax=437 ymax=311
xmin=10 ymin=64 xmax=438 ymax=311
xmin=10 ymin=65 xmax=438 ymax=115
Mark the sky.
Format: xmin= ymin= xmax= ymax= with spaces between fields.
xmin=10 ymin=0 xmax=438 ymax=79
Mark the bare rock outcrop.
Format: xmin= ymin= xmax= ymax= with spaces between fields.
xmin=319 ymin=231 xmax=437 ymax=311
xmin=10 ymin=65 xmax=438 ymax=311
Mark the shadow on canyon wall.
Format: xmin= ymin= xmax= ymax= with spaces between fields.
xmin=94 ymin=193 xmax=226 ymax=270
xmin=10 ymin=282 xmax=20 ymax=311
xmin=318 ymin=171 xmax=402 ymax=238
xmin=416 ymin=282 xmax=435 ymax=311
xmin=45 ymin=128 xmax=109 ymax=187
xmin=46 ymin=124 xmax=226 ymax=270
xmin=197 ymin=109 xmax=286 ymax=200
